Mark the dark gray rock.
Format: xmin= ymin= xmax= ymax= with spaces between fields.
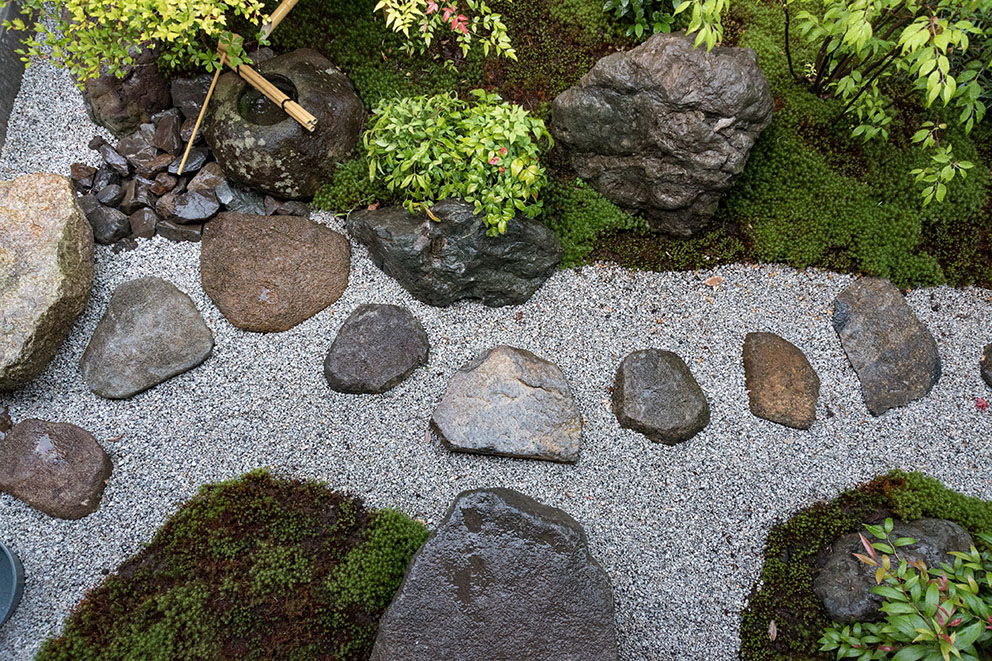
xmin=743 ymin=332 xmax=819 ymax=429
xmin=128 ymin=208 xmax=158 ymax=238
xmin=76 ymin=193 xmax=100 ymax=217
xmin=119 ymin=178 xmax=158 ymax=216
xmin=814 ymin=519 xmax=973 ymax=623
xmin=180 ymin=117 xmax=204 ymax=146
xmin=215 ymin=180 xmax=266 ymax=215
xmin=156 ymin=220 xmax=203 ymax=243
xmin=832 ymin=278 xmax=941 ymax=416
xmin=167 ymin=147 xmax=208 ymax=175
xmin=135 ymin=152 xmax=175 ymax=178
xmin=186 ymin=162 xmax=226 ymax=194
xmin=91 ymin=165 xmax=120 ymax=191
xmin=98 ymin=144 xmax=130 ymax=177
xmin=149 ymin=172 xmax=178 ymax=196
xmin=348 ymin=199 xmax=563 ymax=307
xmin=94 ymin=183 xmax=123 ymax=207
xmin=982 ymin=343 xmax=992 ymax=389
xmin=82 ymin=47 xmax=171 ymax=136
xmin=86 ymin=205 xmax=130 ymax=245
xmin=431 ymin=346 xmax=582 ymax=463
xmin=612 ymin=349 xmax=710 ymax=444
xmin=551 ymin=32 xmax=773 ymax=236
xmin=156 ymin=188 xmax=219 ymax=223
xmin=116 ymin=130 xmax=159 ymax=170
xmin=0 ymin=418 xmax=113 ymax=519
xmin=204 ymin=48 xmax=364 ymax=198
xmin=70 ymin=163 xmax=96 ymax=190
xmin=264 ymin=195 xmax=310 ymax=216
xmin=370 ymin=488 xmax=618 ymax=661
xmin=151 ymin=108 xmax=182 ymax=154
xmin=170 ymin=74 xmax=213 ymax=121
xmin=323 ymin=304 xmax=429 ymax=394
xmin=80 ymin=276 xmax=214 ymax=399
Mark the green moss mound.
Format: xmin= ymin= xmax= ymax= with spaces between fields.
xmin=37 ymin=470 xmax=429 ymax=661
xmin=739 ymin=470 xmax=992 ymax=660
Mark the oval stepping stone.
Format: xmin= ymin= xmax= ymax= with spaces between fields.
xmin=742 ymin=332 xmax=820 ymax=430
xmin=80 ymin=277 xmax=214 ymax=399
xmin=370 ymin=488 xmax=618 ymax=661
xmin=323 ymin=304 xmax=429 ymax=394
xmin=832 ymin=278 xmax=940 ymax=416
xmin=0 ymin=418 xmax=113 ymax=519
xmin=982 ymin=343 xmax=991 ymax=389
xmin=200 ymin=212 xmax=350 ymax=333
xmin=612 ymin=349 xmax=710 ymax=444
xmin=431 ymin=346 xmax=582 ymax=463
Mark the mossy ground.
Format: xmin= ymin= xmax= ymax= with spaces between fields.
xmin=36 ymin=470 xmax=429 ymax=661
xmin=739 ymin=471 xmax=992 ymax=660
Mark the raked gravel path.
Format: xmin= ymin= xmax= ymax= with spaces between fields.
xmin=2 ymin=59 xmax=992 ymax=661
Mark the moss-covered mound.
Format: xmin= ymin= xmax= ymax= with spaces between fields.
xmin=37 ymin=470 xmax=429 ymax=661
xmin=740 ymin=471 xmax=992 ymax=660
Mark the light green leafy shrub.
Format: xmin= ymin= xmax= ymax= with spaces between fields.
xmin=375 ymin=0 xmax=516 ymax=59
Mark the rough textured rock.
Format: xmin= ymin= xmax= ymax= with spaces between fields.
xmin=742 ymin=332 xmax=820 ymax=429
xmin=370 ymin=488 xmax=618 ymax=661
xmin=1 ymin=173 xmax=94 ymax=390
xmin=551 ymin=31 xmax=773 ymax=236
xmin=82 ymin=48 xmax=172 ymax=137
xmin=86 ymin=205 xmax=130 ymax=245
xmin=348 ymin=199 xmax=563 ymax=307
xmin=431 ymin=346 xmax=582 ymax=463
xmin=815 ymin=519 xmax=973 ymax=623
xmin=200 ymin=212 xmax=350 ymax=332
xmin=323 ymin=304 xmax=429 ymax=394
xmin=215 ymin=181 xmax=266 ymax=215
xmin=832 ymin=278 xmax=941 ymax=416
xmin=157 ymin=220 xmax=203 ymax=243
xmin=151 ymin=108 xmax=182 ymax=154
xmin=170 ymin=74 xmax=213 ymax=121
xmin=128 ymin=208 xmax=158 ymax=238
xmin=80 ymin=277 xmax=214 ymax=399
xmin=0 ymin=418 xmax=113 ymax=519
xmin=612 ymin=349 xmax=709 ymax=444
xmin=204 ymin=49 xmax=364 ymax=198
xmin=982 ymin=343 xmax=992 ymax=389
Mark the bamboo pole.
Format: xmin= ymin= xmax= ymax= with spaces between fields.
xmin=261 ymin=0 xmax=302 ymax=39
xmin=176 ymin=52 xmax=226 ymax=175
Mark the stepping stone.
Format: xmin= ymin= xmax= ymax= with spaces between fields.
xmin=982 ymin=343 xmax=992 ymax=389
xmin=0 ymin=418 xmax=113 ymax=519
xmin=370 ymin=488 xmax=618 ymax=661
xmin=431 ymin=346 xmax=582 ymax=463
xmin=323 ymin=304 xmax=429 ymax=394
xmin=832 ymin=278 xmax=940 ymax=416
xmin=1 ymin=173 xmax=94 ymax=390
xmin=80 ymin=277 xmax=214 ymax=399
xmin=200 ymin=212 xmax=350 ymax=332
xmin=742 ymin=332 xmax=820 ymax=430
xmin=612 ymin=349 xmax=709 ymax=444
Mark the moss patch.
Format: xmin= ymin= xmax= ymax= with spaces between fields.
xmin=37 ymin=470 xmax=429 ymax=661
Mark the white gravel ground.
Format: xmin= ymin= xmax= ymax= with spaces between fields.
xmin=2 ymin=60 xmax=991 ymax=661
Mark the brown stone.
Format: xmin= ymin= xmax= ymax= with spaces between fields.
xmin=742 ymin=332 xmax=820 ymax=430
xmin=200 ymin=212 xmax=350 ymax=332
xmin=0 ymin=418 xmax=113 ymax=519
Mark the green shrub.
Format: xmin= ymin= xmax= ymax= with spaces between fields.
xmin=313 ymin=150 xmax=390 ymax=215
xmin=36 ymin=469 xmax=429 ymax=661
xmin=365 ymin=89 xmax=552 ymax=235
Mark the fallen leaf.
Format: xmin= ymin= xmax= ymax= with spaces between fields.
xmin=977 ymin=398 xmax=989 ymax=412
xmin=367 ymin=201 xmax=380 ymax=210
xmin=703 ymin=275 xmax=723 ymax=288
xmin=105 ymin=434 xmax=124 ymax=443
xmin=768 ymin=620 xmax=777 ymax=641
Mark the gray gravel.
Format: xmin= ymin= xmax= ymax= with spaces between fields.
xmin=2 ymin=60 xmax=992 ymax=661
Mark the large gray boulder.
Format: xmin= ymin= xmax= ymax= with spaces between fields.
xmin=1 ymin=173 xmax=94 ymax=390
xmin=204 ymin=48 xmax=364 ymax=199
xmin=814 ymin=519 xmax=972 ymax=623
xmin=832 ymin=278 xmax=941 ymax=416
xmin=431 ymin=346 xmax=582 ymax=463
xmin=82 ymin=47 xmax=172 ymax=137
xmin=742 ymin=332 xmax=820 ymax=430
xmin=551 ymin=31 xmax=773 ymax=236
xmin=80 ymin=277 xmax=214 ymax=399
xmin=370 ymin=488 xmax=618 ymax=661
xmin=348 ymin=199 xmax=563 ymax=307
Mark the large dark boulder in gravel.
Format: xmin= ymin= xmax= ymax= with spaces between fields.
xmin=80 ymin=277 xmax=214 ymax=399
xmin=551 ymin=32 xmax=773 ymax=236
xmin=981 ymin=343 xmax=992 ymax=389
xmin=612 ymin=349 xmax=709 ymax=444
xmin=0 ymin=418 xmax=113 ymax=519
xmin=370 ymin=488 xmax=618 ymax=661
xmin=82 ymin=48 xmax=172 ymax=137
xmin=323 ymin=304 xmax=429 ymax=394
xmin=200 ymin=212 xmax=350 ymax=332
xmin=814 ymin=519 xmax=972 ymax=623
xmin=204 ymin=49 xmax=364 ymax=199
xmin=347 ymin=199 xmax=563 ymax=307
xmin=832 ymin=278 xmax=941 ymax=416
xmin=743 ymin=332 xmax=820 ymax=429
xmin=1 ymin=173 xmax=94 ymax=390
xmin=431 ymin=346 xmax=582 ymax=463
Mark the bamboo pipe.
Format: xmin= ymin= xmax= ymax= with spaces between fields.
xmin=176 ymin=52 xmax=226 ymax=175
xmin=261 ymin=0 xmax=302 ymax=39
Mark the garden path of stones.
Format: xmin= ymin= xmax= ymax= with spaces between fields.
xmin=3 ymin=61 xmax=992 ymax=661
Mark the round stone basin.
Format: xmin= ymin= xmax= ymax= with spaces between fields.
xmin=0 ymin=540 xmax=24 ymax=626
xmin=237 ymin=74 xmax=299 ymax=126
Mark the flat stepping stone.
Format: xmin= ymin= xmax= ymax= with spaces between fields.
xmin=0 ymin=418 xmax=113 ymax=519
xmin=612 ymin=349 xmax=710 ymax=444
xmin=742 ymin=332 xmax=820 ymax=430
xmin=982 ymin=343 xmax=992 ymax=389
xmin=323 ymin=304 xmax=429 ymax=394
xmin=832 ymin=278 xmax=940 ymax=416
xmin=370 ymin=488 xmax=618 ymax=661
xmin=1 ymin=173 xmax=94 ymax=390
xmin=431 ymin=346 xmax=582 ymax=463
xmin=200 ymin=212 xmax=350 ymax=332
xmin=80 ymin=277 xmax=214 ymax=399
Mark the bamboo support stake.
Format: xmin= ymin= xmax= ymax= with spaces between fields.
xmin=176 ymin=52 xmax=226 ymax=175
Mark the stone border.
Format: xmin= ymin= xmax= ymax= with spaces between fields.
xmin=0 ymin=2 xmax=25 ymax=149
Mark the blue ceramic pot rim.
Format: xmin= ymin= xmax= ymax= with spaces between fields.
xmin=0 ymin=540 xmax=24 ymax=627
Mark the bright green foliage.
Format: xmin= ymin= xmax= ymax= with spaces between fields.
xmin=602 ymin=0 xmax=679 ymax=37
xmin=375 ymin=0 xmax=516 ymax=59
xmin=820 ymin=519 xmax=992 ymax=660
xmin=36 ymin=470 xmax=428 ymax=661
xmin=674 ymin=0 xmax=728 ymax=48
xmin=365 ymin=89 xmax=552 ymax=235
